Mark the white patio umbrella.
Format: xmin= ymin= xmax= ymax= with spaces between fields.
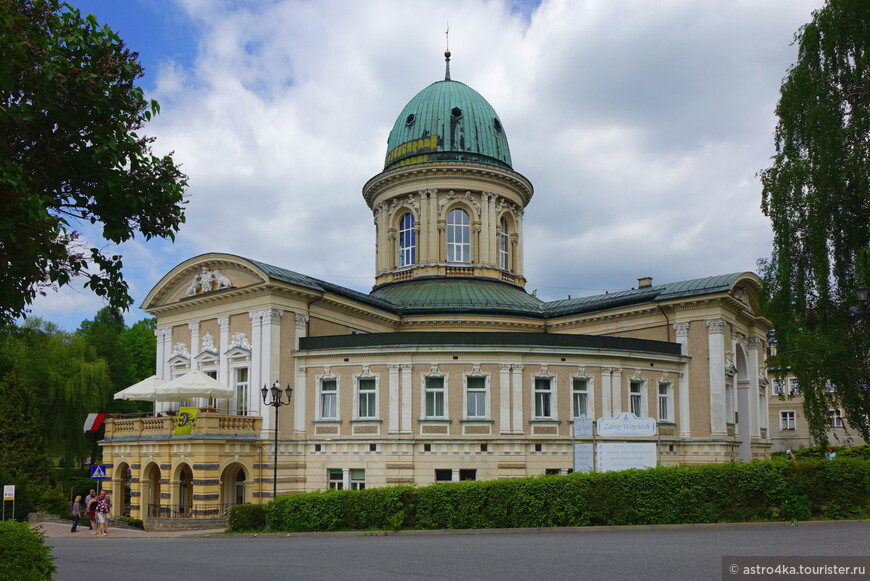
xmin=152 ymin=370 xmax=234 ymax=401
xmin=113 ymin=375 xmax=165 ymax=401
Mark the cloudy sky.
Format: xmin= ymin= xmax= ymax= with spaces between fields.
xmin=28 ymin=0 xmax=824 ymax=330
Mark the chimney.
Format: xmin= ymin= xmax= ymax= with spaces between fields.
xmin=638 ymin=276 xmax=653 ymax=288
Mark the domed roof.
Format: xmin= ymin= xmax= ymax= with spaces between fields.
xmin=384 ymin=79 xmax=512 ymax=171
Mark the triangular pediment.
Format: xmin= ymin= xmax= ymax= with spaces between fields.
xmin=142 ymin=254 xmax=269 ymax=311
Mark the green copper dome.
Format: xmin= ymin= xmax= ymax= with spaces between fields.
xmin=384 ymin=79 xmax=512 ymax=171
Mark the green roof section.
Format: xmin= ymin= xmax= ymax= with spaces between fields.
xmin=370 ymin=278 xmax=543 ymax=316
xmin=543 ymin=273 xmax=752 ymax=318
xmin=384 ymin=80 xmax=512 ymax=171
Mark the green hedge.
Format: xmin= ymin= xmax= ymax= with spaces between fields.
xmin=258 ymin=460 xmax=870 ymax=533
xmin=0 ymin=521 xmax=57 ymax=580
xmin=227 ymin=503 xmax=267 ymax=532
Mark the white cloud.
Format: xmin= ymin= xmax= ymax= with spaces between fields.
xmin=27 ymin=0 xmax=824 ymax=328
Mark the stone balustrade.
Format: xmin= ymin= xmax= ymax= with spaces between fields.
xmin=105 ymin=413 xmax=262 ymax=438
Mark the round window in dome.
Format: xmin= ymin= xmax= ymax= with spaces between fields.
xmin=493 ymin=118 xmax=502 ymax=133
xmin=451 ymin=107 xmax=462 ymax=119
xmin=405 ymin=114 xmax=416 ymax=127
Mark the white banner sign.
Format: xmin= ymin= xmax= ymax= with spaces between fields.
xmin=572 ymin=415 xmax=594 ymax=438
xmin=573 ymin=443 xmax=594 ymax=473
xmin=3 ymin=485 xmax=14 ymax=501
xmin=597 ymin=442 xmax=657 ymax=472
xmin=596 ymin=412 xmax=657 ymax=437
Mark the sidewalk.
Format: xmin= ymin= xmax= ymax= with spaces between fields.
xmin=32 ymin=520 xmax=225 ymax=539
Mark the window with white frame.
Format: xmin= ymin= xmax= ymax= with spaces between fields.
xmin=350 ymin=469 xmax=365 ymax=490
xmin=446 ymin=208 xmax=470 ymax=263
xmin=327 ymin=469 xmax=343 ymax=490
xmin=773 ymin=379 xmax=785 ymax=395
xmin=434 ymin=469 xmax=452 ymax=483
xmin=319 ymin=378 xmax=338 ymax=420
xmin=788 ymin=377 xmax=800 ymax=396
xmin=658 ymin=382 xmax=673 ymax=422
xmin=780 ymin=410 xmax=796 ymax=430
xmin=356 ymin=378 xmax=377 ymax=419
xmin=233 ymin=366 xmax=249 ymax=414
xmin=572 ymin=378 xmax=589 ymax=418
xmin=424 ymin=376 xmax=445 ymax=418
xmin=629 ymin=380 xmax=644 ymax=417
xmin=828 ymin=408 xmax=843 ymax=428
xmin=534 ymin=377 xmax=553 ymax=419
xmin=398 ymin=212 xmax=416 ymax=267
xmin=498 ymin=217 xmax=509 ymax=270
xmin=465 ymin=376 xmax=487 ymax=419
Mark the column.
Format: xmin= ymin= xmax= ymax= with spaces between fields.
xmin=673 ymin=322 xmax=692 ymax=437
xmin=600 ymin=368 xmax=612 ymax=418
xmin=188 ymin=322 xmax=200 ymax=371
xmin=259 ymin=308 xmax=283 ymax=387
xmin=249 ymin=311 xmax=264 ymax=430
xmin=217 ymin=316 xmax=230 ymax=385
xmin=401 ymin=364 xmax=413 ymax=434
xmin=499 ymin=363 xmax=511 ymax=434
xmin=388 ymin=364 xmax=400 ymax=433
xmin=294 ymin=366 xmax=307 ymax=434
xmin=611 ymin=368 xmax=623 ymax=415
xmin=511 ymin=364 xmax=524 ymax=433
xmin=747 ymin=336 xmax=761 ymax=438
xmin=707 ymin=318 xmax=727 ymax=436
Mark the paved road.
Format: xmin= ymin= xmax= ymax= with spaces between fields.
xmin=45 ymin=521 xmax=869 ymax=581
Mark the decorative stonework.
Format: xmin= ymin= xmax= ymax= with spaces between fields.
xmin=706 ymin=318 xmax=726 ymax=335
xmin=673 ymin=321 xmax=690 ymax=338
xmin=230 ymin=332 xmax=250 ymax=350
xmin=471 ymin=363 xmax=482 ymax=375
xmin=295 ymin=313 xmax=309 ymax=330
xmin=631 ymin=369 xmax=643 ymax=381
xmin=533 ymin=426 xmax=557 ymax=435
xmin=659 ymin=371 xmax=671 ymax=383
xmin=200 ymin=332 xmax=217 ymax=354
xmin=353 ymin=425 xmax=378 ymax=434
xmin=315 ymin=426 xmax=338 ymax=435
xmin=732 ymin=287 xmax=750 ymax=306
xmin=538 ymin=365 xmax=550 ymax=377
xmin=422 ymin=425 xmax=448 ymax=434
xmin=171 ymin=342 xmax=190 ymax=359
xmin=217 ymin=316 xmax=230 ymax=333
xmin=186 ymin=266 xmax=232 ymax=296
xmin=464 ymin=425 xmax=490 ymax=434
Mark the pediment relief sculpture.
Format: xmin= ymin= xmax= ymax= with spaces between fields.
xmin=186 ymin=266 xmax=233 ymax=296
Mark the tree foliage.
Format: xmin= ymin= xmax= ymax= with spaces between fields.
xmin=0 ymin=0 xmax=187 ymax=327
xmin=760 ymin=0 xmax=870 ymax=444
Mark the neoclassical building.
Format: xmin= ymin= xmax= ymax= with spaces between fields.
xmin=100 ymin=54 xmax=772 ymax=521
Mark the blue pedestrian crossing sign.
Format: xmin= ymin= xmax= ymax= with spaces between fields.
xmin=90 ymin=465 xmax=108 ymax=480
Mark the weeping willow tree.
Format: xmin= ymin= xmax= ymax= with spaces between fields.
xmin=0 ymin=319 xmax=112 ymax=464
xmin=760 ymin=0 xmax=870 ymax=445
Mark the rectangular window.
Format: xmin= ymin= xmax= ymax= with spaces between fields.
xmin=459 ymin=469 xmax=476 ymax=482
xmin=350 ymin=469 xmax=365 ymax=490
xmin=320 ymin=379 xmax=337 ymax=419
xmin=233 ymin=367 xmax=249 ymax=414
xmin=828 ymin=409 xmax=843 ymax=428
xmin=357 ymin=378 xmax=376 ymax=419
xmin=425 ymin=376 xmax=445 ymax=418
xmin=534 ymin=378 xmax=553 ymax=418
xmin=658 ymin=382 xmax=672 ymax=421
xmin=780 ymin=410 xmax=796 ymax=430
xmin=572 ymin=378 xmax=588 ymax=418
xmin=327 ymin=469 xmax=343 ymax=490
xmin=773 ymin=380 xmax=785 ymax=395
xmin=788 ymin=377 xmax=800 ymax=396
xmin=434 ymin=469 xmax=452 ymax=483
xmin=466 ymin=376 xmax=486 ymax=419
xmin=630 ymin=381 xmax=643 ymax=417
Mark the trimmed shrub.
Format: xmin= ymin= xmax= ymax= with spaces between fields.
xmin=227 ymin=503 xmax=267 ymax=532
xmin=116 ymin=516 xmax=144 ymax=530
xmin=0 ymin=520 xmax=56 ymax=580
xmin=268 ymin=486 xmax=412 ymax=533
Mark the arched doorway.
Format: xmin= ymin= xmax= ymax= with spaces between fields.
xmin=113 ymin=462 xmax=131 ymax=517
xmin=141 ymin=463 xmax=162 ymax=518
xmin=175 ymin=464 xmax=193 ymax=517
xmin=220 ymin=463 xmax=248 ymax=515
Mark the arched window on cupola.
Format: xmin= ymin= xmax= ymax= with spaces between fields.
xmin=498 ymin=217 xmax=509 ymax=270
xmin=447 ymin=208 xmax=470 ymax=263
xmin=398 ymin=212 xmax=416 ymax=267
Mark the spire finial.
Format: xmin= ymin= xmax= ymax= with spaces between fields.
xmin=444 ymin=23 xmax=451 ymax=81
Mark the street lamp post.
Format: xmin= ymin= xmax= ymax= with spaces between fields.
xmin=261 ymin=381 xmax=292 ymax=500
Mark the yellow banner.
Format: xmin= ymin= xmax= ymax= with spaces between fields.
xmin=174 ymin=407 xmax=197 ymax=435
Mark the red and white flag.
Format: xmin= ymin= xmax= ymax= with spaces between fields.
xmin=82 ymin=413 xmax=107 ymax=433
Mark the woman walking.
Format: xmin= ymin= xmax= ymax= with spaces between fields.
xmin=70 ymin=496 xmax=82 ymax=533
xmin=87 ymin=488 xmax=98 ymax=535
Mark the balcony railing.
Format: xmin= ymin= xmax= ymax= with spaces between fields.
xmin=105 ymin=413 xmax=262 ymax=438
xmin=147 ymin=503 xmax=245 ymax=518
